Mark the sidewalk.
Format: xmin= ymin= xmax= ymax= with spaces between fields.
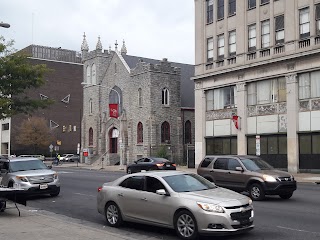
xmin=51 ymin=161 xmax=320 ymax=184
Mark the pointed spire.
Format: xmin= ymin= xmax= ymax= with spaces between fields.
xmin=96 ymin=36 xmax=102 ymax=50
xmin=81 ymin=32 xmax=89 ymax=51
xmin=115 ymin=40 xmax=118 ymax=52
xmin=109 ymin=45 xmax=111 ymax=53
xmin=121 ymin=39 xmax=127 ymax=55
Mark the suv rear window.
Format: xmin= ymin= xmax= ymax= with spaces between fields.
xmin=200 ymin=158 xmax=213 ymax=168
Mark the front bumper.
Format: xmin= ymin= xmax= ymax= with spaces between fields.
xmin=17 ymin=180 xmax=60 ymax=196
xmin=195 ymin=205 xmax=254 ymax=236
xmin=263 ymin=180 xmax=297 ymax=195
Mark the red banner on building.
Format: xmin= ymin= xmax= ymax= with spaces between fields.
xmin=232 ymin=115 xmax=240 ymax=130
xmin=109 ymin=104 xmax=119 ymax=118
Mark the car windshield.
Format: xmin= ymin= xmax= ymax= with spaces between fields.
xmin=10 ymin=160 xmax=48 ymax=172
xmin=163 ymin=173 xmax=216 ymax=192
xmin=241 ymin=158 xmax=274 ymax=171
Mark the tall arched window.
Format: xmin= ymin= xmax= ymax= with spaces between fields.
xmin=185 ymin=120 xmax=192 ymax=144
xmin=137 ymin=122 xmax=143 ymax=143
xmin=138 ymin=88 xmax=143 ymax=106
xmin=162 ymin=88 xmax=170 ymax=106
xmin=86 ymin=65 xmax=91 ymax=83
xmin=161 ymin=121 xmax=170 ymax=143
xmin=89 ymin=127 xmax=93 ymax=146
xmin=89 ymin=99 xmax=93 ymax=114
xmin=91 ymin=63 xmax=96 ymax=84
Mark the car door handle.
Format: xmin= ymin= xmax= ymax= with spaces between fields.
xmin=140 ymin=198 xmax=148 ymax=201
xmin=118 ymin=193 xmax=124 ymax=197
xmin=210 ymin=170 xmax=214 ymax=172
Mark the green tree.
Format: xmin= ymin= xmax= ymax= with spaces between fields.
xmin=15 ymin=116 xmax=54 ymax=153
xmin=156 ymin=145 xmax=169 ymax=159
xmin=0 ymin=36 xmax=53 ymax=119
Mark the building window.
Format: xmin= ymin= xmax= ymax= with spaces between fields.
xmin=228 ymin=30 xmax=236 ymax=56
xmin=114 ymin=63 xmax=117 ymax=73
xmin=207 ymin=37 xmax=214 ymax=62
xmin=89 ymin=127 xmax=93 ymax=146
xmin=299 ymin=71 xmax=320 ymax=99
xmin=162 ymin=88 xmax=170 ymax=106
xmin=248 ymin=24 xmax=257 ymax=52
xmin=2 ymin=123 xmax=9 ymax=131
xmin=137 ymin=122 xmax=143 ymax=143
xmin=248 ymin=0 xmax=256 ymax=9
xmin=213 ymin=86 xmax=237 ymax=110
xmin=260 ymin=0 xmax=269 ymax=5
xmin=247 ymin=78 xmax=286 ymax=105
xmin=86 ymin=65 xmax=91 ymax=83
xmin=206 ymin=137 xmax=237 ymax=155
xmin=228 ymin=0 xmax=236 ymax=16
xmin=206 ymin=0 xmax=214 ymax=24
xmin=92 ymin=63 xmax=96 ymax=84
xmin=299 ymin=7 xmax=310 ymax=39
xmin=316 ymin=4 xmax=320 ymax=35
xmin=261 ymin=20 xmax=270 ymax=48
xmin=184 ymin=120 xmax=192 ymax=144
xmin=217 ymin=34 xmax=225 ymax=59
xmin=161 ymin=121 xmax=170 ymax=143
xmin=275 ymin=15 xmax=285 ymax=44
xmin=217 ymin=0 xmax=224 ymax=20
xmin=206 ymin=89 xmax=214 ymax=111
xmin=138 ymin=88 xmax=143 ymax=106
xmin=89 ymin=99 xmax=93 ymax=114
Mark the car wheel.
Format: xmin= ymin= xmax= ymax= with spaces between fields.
xmin=279 ymin=192 xmax=293 ymax=199
xmin=105 ymin=202 xmax=123 ymax=227
xmin=50 ymin=187 xmax=60 ymax=197
xmin=127 ymin=168 xmax=132 ymax=174
xmin=0 ymin=201 xmax=6 ymax=212
xmin=174 ymin=210 xmax=199 ymax=240
xmin=249 ymin=183 xmax=265 ymax=201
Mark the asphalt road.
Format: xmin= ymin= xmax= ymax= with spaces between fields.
xmin=26 ymin=167 xmax=320 ymax=240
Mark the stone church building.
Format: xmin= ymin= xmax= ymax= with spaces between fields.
xmin=80 ymin=35 xmax=195 ymax=166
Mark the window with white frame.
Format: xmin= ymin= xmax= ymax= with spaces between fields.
xmin=316 ymin=4 xmax=320 ymax=35
xmin=247 ymin=78 xmax=286 ymax=105
xmin=217 ymin=0 xmax=224 ymax=20
xmin=261 ymin=20 xmax=270 ymax=48
xmin=217 ymin=34 xmax=225 ymax=59
xmin=299 ymin=7 xmax=310 ymax=39
xmin=207 ymin=37 xmax=214 ymax=62
xmin=228 ymin=0 xmax=236 ymax=16
xmin=248 ymin=0 xmax=256 ymax=9
xmin=138 ymin=88 xmax=143 ymax=106
xmin=275 ymin=15 xmax=285 ymax=44
xmin=162 ymin=88 xmax=170 ymax=106
xmin=213 ymin=86 xmax=237 ymax=110
xmin=206 ymin=90 xmax=214 ymax=111
xmin=299 ymin=71 xmax=320 ymax=99
xmin=206 ymin=0 xmax=214 ymax=24
xmin=248 ymin=24 xmax=257 ymax=52
xmin=229 ymin=30 xmax=236 ymax=56
xmin=261 ymin=0 xmax=269 ymax=5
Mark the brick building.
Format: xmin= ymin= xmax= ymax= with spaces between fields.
xmin=81 ymin=36 xmax=195 ymax=166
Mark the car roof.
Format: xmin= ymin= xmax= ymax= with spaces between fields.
xmin=130 ymin=170 xmax=192 ymax=178
xmin=4 ymin=157 xmax=42 ymax=162
xmin=204 ymin=155 xmax=260 ymax=160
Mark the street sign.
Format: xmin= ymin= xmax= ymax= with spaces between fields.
xmin=256 ymin=135 xmax=261 ymax=156
xmin=83 ymin=148 xmax=88 ymax=157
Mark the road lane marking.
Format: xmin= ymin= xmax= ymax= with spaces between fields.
xmin=74 ymin=192 xmax=95 ymax=198
xmin=277 ymin=226 xmax=320 ymax=235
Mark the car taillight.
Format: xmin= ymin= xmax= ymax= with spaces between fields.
xmin=98 ymin=186 xmax=102 ymax=192
xmin=172 ymin=163 xmax=176 ymax=167
xmin=156 ymin=163 xmax=165 ymax=167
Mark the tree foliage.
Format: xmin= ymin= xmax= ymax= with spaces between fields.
xmin=0 ymin=36 xmax=53 ymax=120
xmin=156 ymin=145 xmax=169 ymax=159
xmin=15 ymin=116 xmax=53 ymax=152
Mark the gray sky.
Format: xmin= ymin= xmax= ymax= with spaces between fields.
xmin=1 ymin=0 xmax=195 ymax=64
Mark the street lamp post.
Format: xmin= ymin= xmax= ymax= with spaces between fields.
xmin=0 ymin=22 xmax=10 ymax=28
xmin=81 ymin=82 xmax=124 ymax=169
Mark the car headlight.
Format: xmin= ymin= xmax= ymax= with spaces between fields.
xmin=53 ymin=173 xmax=58 ymax=179
xmin=197 ymin=202 xmax=225 ymax=213
xmin=16 ymin=176 xmax=29 ymax=182
xmin=263 ymin=175 xmax=277 ymax=182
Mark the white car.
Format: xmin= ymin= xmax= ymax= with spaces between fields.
xmin=60 ymin=154 xmax=74 ymax=162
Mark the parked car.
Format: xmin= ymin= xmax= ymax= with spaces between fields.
xmin=18 ymin=154 xmax=45 ymax=161
xmin=0 ymin=157 xmax=60 ymax=197
xmin=60 ymin=154 xmax=74 ymax=162
xmin=64 ymin=154 xmax=80 ymax=162
xmin=126 ymin=157 xmax=176 ymax=174
xmin=197 ymin=155 xmax=297 ymax=201
xmin=97 ymin=171 xmax=254 ymax=239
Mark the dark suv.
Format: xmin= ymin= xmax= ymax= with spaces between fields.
xmin=197 ymin=155 xmax=297 ymax=200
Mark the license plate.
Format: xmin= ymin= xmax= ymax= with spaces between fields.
xmin=166 ymin=164 xmax=171 ymax=167
xmin=39 ymin=184 xmax=48 ymax=189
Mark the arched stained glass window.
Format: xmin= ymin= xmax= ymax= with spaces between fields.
xmin=161 ymin=121 xmax=170 ymax=143
xmin=89 ymin=127 xmax=93 ymax=146
xmin=137 ymin=122 xmax=143 ymax=143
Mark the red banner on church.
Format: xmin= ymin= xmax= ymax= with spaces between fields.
xmin=109 ymin=104 xmax=119 ymax=118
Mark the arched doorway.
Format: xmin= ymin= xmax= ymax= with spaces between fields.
xmin=108 ymin=127 xmax=119 ymax=153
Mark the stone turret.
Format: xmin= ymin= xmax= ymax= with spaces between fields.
xmin=96 ymin=36 xmax=102 ymax=52
xmin=81 ymin=32 xmax=89 ymax=61
xmin=121 ymin=40 xmax=127 ymax=55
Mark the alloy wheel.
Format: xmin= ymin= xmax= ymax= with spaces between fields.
xmin=177 ymin=213 xmax=195 ymax=238
xmin=107 ymin=204 xmax=118 ymax=225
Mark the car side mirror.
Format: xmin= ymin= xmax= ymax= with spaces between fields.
xmin=235 ymin=166 xmax=243 ymax=172
xmin=156 ymin=189 xmax=170 ymax=196
xmin=134 ymin=160 xmax=137 ymax=164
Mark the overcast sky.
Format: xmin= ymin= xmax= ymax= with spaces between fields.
xmin=1 ymin=0 xmax=195 ymax=64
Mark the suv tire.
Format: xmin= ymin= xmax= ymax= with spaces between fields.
xmin=279 ymin=192 xmax=293 ymax=199
xmin=50 ymin=187 xmax=60 ymax=197
xmin=249 ymin=183 xmax=265 ymax=201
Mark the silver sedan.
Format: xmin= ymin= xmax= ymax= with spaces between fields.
xmin=97 ymin=171 xmax=254 ymax=240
